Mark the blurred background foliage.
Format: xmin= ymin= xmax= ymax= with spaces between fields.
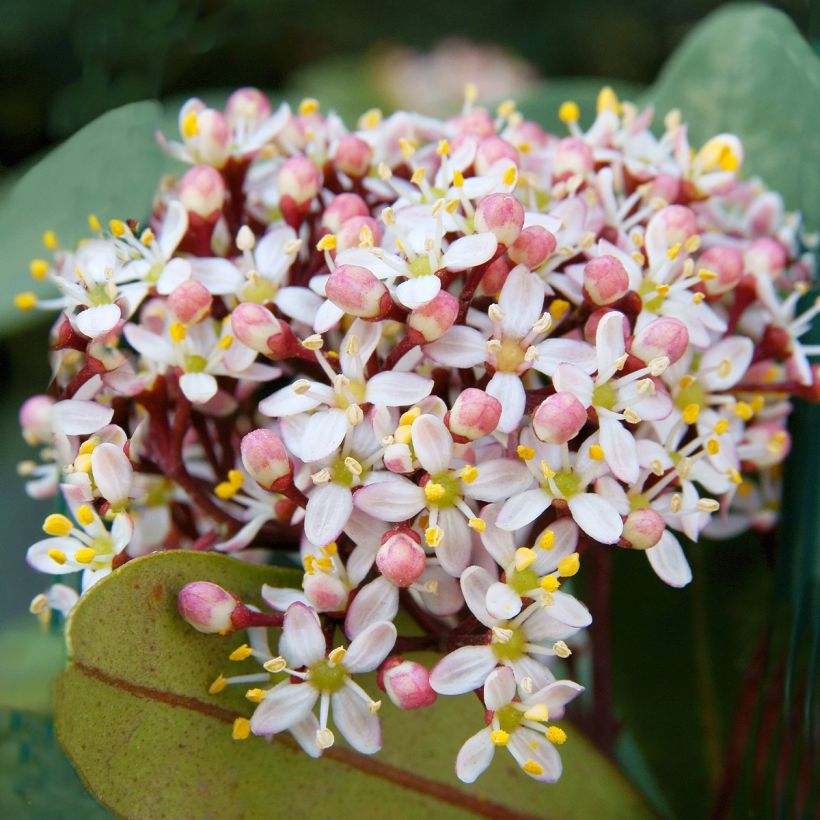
xmin=0 ymin=2 xmax=817 ymax=818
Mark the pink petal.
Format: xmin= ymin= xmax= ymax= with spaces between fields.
xmin=331 ymin=687 xmax=382 ymax=754
xmin=456 ymin=727 xmax=495 ymax=783
xmin=353 ymin=479 xmax=425 ymax=521
xmin=344 ymin=618 xmax=398 ymax=672
xmin=411 ymin=414 xmax=453 ymax=475
xmin=344 ymin=578 xmax=399 ymax=640
xmin=304 ymin=483 xmax=353 ymax=546
xmin=280 ymin=602 xmax=326 ymax=667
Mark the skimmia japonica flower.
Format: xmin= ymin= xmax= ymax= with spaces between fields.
xmin=16 ymin=84 xmax=817 ymax=786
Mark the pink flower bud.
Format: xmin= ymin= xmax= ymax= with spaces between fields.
xmin=532 ymin=392 xmax=587 ymax=444
xmin=326 ymin=264 xmax=392 ymax=319
xmin=240 ymin=429 xmax=292 ymax=491
xmin=744 ymin=238 xmax=787 ymax=278
xmin=384 ymin=442 xmax=414 ymax=474
xmin=192 ymin=109 xmax=230 ymax=168
xmin=334 ymin=134 xmax=372 ymax=178
xmin=178 ymin=581 xmax=238 ymax=633
xmin=178 ymin=165 xmax=225 ymax=218
xmin=505 ymin=120 xmax=550 ymax=151
xmin=644 ymin=173 xmax=680 ymax=204
xmin=698 ymin=246 xmax=744 ymax=296
xmin=474 ymin=193 xmax=525 ymax=246
xmin=508 ymin=226 xmax=556 ymax=268
xmin=231 ymin=302 xmax=287 ymax=356
xmin=475 ymin=136 xmax=519 ymax=175
xmin=552 ymin=137 xmax=594 ymax=179
xmin=168 ymin=280 xmax=212 ymax=325
xmin=453 ymin=109 xmax=495 ymax=138
xmin=584 ymin=255 xmax=630 ymax=306
xmin=321 ymin=193 xmax=369 ymax=233
xmin=277 ymin=156 xmax=322 ymax=205
xmin=622 ymin=509 xmax=665 ymax=550
xmin=304 ymin=572 xmax=349 ymax=612
xmin=650 ymin=205 xmax=697 ymax=249
xmin=630 ymin=317 xmax=689 ymax=365
xmin=336 ymin=216 xmax=383 ymax=252
xmin=584 ymin=308 xmax=630 ymax=343
xmin=408 ymin=290 xmax=459 ymax=342
xmin=478 ymin=256 xmax=512 ymax=296
xmin=376 ymin=530 xmax=426 ymax=587
xmin=378 ymin=657 xmax=437 ymax=710
xmin=225 ymin=87 xmax=271 ymax=128
xmin=446 ymin=388 xmax=502 ymax=440
xmin=19 ymin=395 xmax=55 ymax=443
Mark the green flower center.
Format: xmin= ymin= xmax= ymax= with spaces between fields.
xmin=87 ymin=283 xmax=113 ymax=306
xmin=307 ymin=659 xmax=347 ymax=693
xmin=492 ymin=626 xmax=526 ymax=661
xmin=592 ymin=381 xmax=618 ymax=410
xmin=675 ymin=381 xmax=708 ymax=411
xmin=184 ymin=354 xmax=208 ymax=373
xmin=639 ymin=278 xmax=664 ymax=313
xmin=507 ymin=568 xmax=539 ymax=596
xmin=495 ymin=703 xmax=524 ymax=734
xmin=330 ymin=459 xmax=360 ymax=488
xmin=335 ymin=379 xmax=366 ymax=409
xmin=495 ymin=338 xmax=525 ymax=372
xmin=242 ymin=277 xmax=277 ymax=304
xmin=628 ymin=491 xmax=651 ymax=511
xmin=409 ymin=256 xmax=432 ymax=278
xmin=553 ymin=469 xmax=581 ymax=498
xmin=425 ymin=471 xmax=462 ymax=508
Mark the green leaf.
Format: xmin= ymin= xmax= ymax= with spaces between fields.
xmin=644 ymin=3 xmax=820 ymax=228
xmin=56 ymin=551 xmax=651 ymax=819
xmin=0 ymin=101 xmax=179 ymax=336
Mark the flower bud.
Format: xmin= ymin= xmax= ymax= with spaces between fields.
xmin=446 ymin=388 xmax=502 ymax=440
xmin=583 ymin=255 xmax=630 ymax=306
xmin=408 ymin=290 xmax=459 ymax=342
xmin=384 ymin=442 xmax=414 ymax=474
xmin=231 ymin=302 xmax=287 ymax=356
xmin=622 ymin=509 xmax=665 ymax=550
xmin=475 ymin=136 xmax=519 ymax=175
xmin=648 ymin=205 xmax=697 ymax=250
xmin=336 ymin=216 xmax=383 ymax=252
xmin=532 ymin=392 xmax=587 ymax=444
xmin=326 ymin=264 xmax=392 ymax=319
xmin=698 ymin=246 xmax=744 ymax=296
xmin=478 ymin=255 xmax=512 ymax=296
xmin=505 ymin=119 xmax=550 ymax=151
xmin=191 ymin=109 xmax=230 ymax=168
xmin=630 ymin=317 xmax=689 ymax=365
xmin=304 ymin=572 xmax=349 ymax=612
xmin=508 ymin=226 xmax=556 ymax=269
xmin=240 ymin=429 xmax=292 ymax=491
xmin=552 ymin=137 xmax=594 ymax=179
xmin=321 ymin=193 xmax=369 ymax=233
xmin=644 ymin=173 xmax=680 ymax=205
xmin=19 ymin=395 xmax=55 ymax=444
xmin=225 ymin=87 xmax=271 ymax=128
xmin=178 ymin=165 xmax=225 ymax=218
xmin=178 ymin=581 xmax=238 ymax=633
xmin=453 ymin=108 xmax=495 ymax=138
xmin=168 ymin=280 xmax=212 ymax=325
xmin=376 ymin=530 xmax=426 ymax=587
xmin=584 ymin=308 xmax=630 ymax=344
xmin=277 ymin=157 xmax=322 ymax=205
xmin=744 ymin=237 xmax=787 ymax=278
xmin=474 ymin=193 xmax=525 ymax=247
xmin=378 ymin=657 xmax=437 ymax=710
xmin=334 ymin=134 xmax=372 ymax=178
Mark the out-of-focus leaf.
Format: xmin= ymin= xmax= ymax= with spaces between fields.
xmin=56 ymin=550 xmax=652 ymax=819
xmin=0 ymin=620 xmax=65 ymax=715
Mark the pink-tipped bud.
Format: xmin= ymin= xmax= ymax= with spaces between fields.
xmin=630 ymin=317 xmax=689 ymax=365
xmin=225 ymin=87 xmax=271 ymax=128
xmin=453 ymin=108 xmax=495 ymax=138
xmin=508 ymin=226 xmax=556 ymax=269
xmin=178 ymin=581 xmax=238 ymax=633
xmin=231 ymin=302 xmax=287 ymax=356
xmin=19 ymin=395 xmax=55 ymax=444
xmin=277 ymin=156 xmax=322 ymax=205
xmin=376 ymin=530 xmax=426 ymax=587
xmin=649 ymin=205 xmax=697 ymax=249
xmin=304 ymin=573 xmax=349 ymax=612
xmin=240 ymin=429 xmax=292 ymax=491
xmin=408 ymin=290 xmax=459 ymax=342
xmin=744 ymin=237 xmax=787 ymax=278
xmin=644 ymin=173 xmax=680 ymax=205
xmin=321 ymin=193 xmax=369 ymax=233
xmin=336 ymin=216 xmax=383 ymax=252
xmin=334 ymin=134 xmax=372 ymax=178
xmin=584 ymin=308 xmax=630 ymax=344
xmin=475 ymin=136 xmax=519 ymax=175
xmin=583 ymin=255 xmax=630 ymax=306
xmin=698 ymin=246 xmax=744 ymax=296
xmin=191 ymin=109 xmax=230 ymax=168
xmin=474 ymin=193 xmax=525 ymax=246
xmin=179 ymin=165 xmax=225 ymax=217
xmin=532 ymin=392 xmax=587 ymax=444
xmin=378 ymin=657 xmax=437 ymax=710
xmin=506 ymin=119 xmax=550 ymax=151
xmin=552 ymin=137 xmax=594 ymax=179
xmin=326 ymin=264 xmax=392 ymax=319
xmin=622 ymin=509 xmax=665 ymax=550
xmin=446 ymin=388 xmax=502 ymax=440
xmin=168 ymin=280 xmax=212 ymax=325
xmin=478 ymin=256 xmax=512 ymax=295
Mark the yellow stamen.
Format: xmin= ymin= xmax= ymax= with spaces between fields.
xmin=109 ymin=219 xmax=126 ymax=237
xmin=491 ymin=729 xmax=510 ymax=746
xmin=557 ymin=553 xmax=580 ymax=577
xmin=540 ymin=460 xmax=556 ymax=480
xmin=232 ymin=717 xmax=250 ymax=740
xmin=79 ymin=436 xmax=99 ymax=455
xmin=170 ymin=322 xmax=187 ymax=343
xmin=411 ymin=167 xmax=426 ymax=186
xmin=217 ymin=335 xmax=233 ymax=350
xmin=263 ymin=656 xmax=287 ymax=673
xmin=558 ymin=100 xmax=580 ymax=123
xmin=48 ymin=548 xmax=67 ymax=565
xmin=209 ymin=674 xmax=227 ymax=694
xmin=425 ymin=526 xmax=443 ymax=548
xmin=514 ymin=547 xmax=537 ymax=572
xmin=468 ymin=517 xmax=486 ymax=532
xmin=43 ymin=513 xmax=73 ymax=537
xmin=424 ymin=482 xmax=446 ymax=503
xmin=74 ymin=547 xmax=96 ymax=564
xmin=229 ymin=644 xmax=253 ymax=661
xmin=245 ymin=688 xmax=267 ymax=703
xmin=316 ymin=234 xmax=337 ymax=251
xmin=546 ymin=726 xmax=567 ymax=744
xmin=181 ymin=111 xmax=199 ymax=138
xmin=548 ymin=299 xmax=570 ymax=321
xmin=597 ymin=86 xmax=621 ymax=114
xmin=298 ymin=97 xmax=319 ymax=115
xmin=227 ymin=469 xmax=244 ymax=487
xmin=73 ymin=453 xmax=92 ymax=474
xmin=328 ymin=646 xmax=346 ymax=665
xmin=502 ymin=166 xmax=517 ymax=186
xmin=215 ymin=481 xmax=239 ymax=500
xmin=436 ymin=139 xmax=450 ymax=156
xmin=322 ymin=542 xmax=338 ymax=557
xmin=713 ymin=419 xmax=730 ymax=435
xmin=42 ymin=230 xmax=58 ymax=250
xmin=460 ymin=465 xmax=478 ymax=484
xmin=682 ymin=403 xmax=700 ymax=425
xmin=14 ymin=292 xmax=38 ymax=311
xmin=734 ymin=401 xmax=753 ymax=421
xmin=360 ymin=108 xmax=382 ymax=129
xmin=496 ymin=99 xmax=516 ymax=118
xmin=523 ymin=759 xmax=544 ymax=776
xmin=76 ymin=505 xmax=95 ymax=526
xmin=706 ymin=438 xmax=720 ymax=455
xmin=29 ymin=259 xmax=49 ymax=280
xmin=538 ymin=530 xmax=555 ymax=550
xmin=394 ymin=424 xmax=412 ymax=445
xmin=452 ymin=169 xmax=464 ymax=188
xmin=516 ymin=445 xmax=535 ymax=461
xmin=88 ymin=214 xmax=102 ymax=232
xmin=589 ymin=444 xmax=605 ymax=461
xmin=553 ymin=641 xmax=571 ymax=658
xmin=524 ymin=703 xmax=549 ymax=722
xmin=140 ymin=228 xmax=155 ymax=245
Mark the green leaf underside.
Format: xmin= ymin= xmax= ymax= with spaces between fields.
xmin=56 ymin=551 xmax=651 ymax=819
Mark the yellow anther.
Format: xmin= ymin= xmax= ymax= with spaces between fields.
xmin=140 ymin=228 xmax=155 ymax=245
xmin=215 ymin=481 xmax=239 ymax=500
xmin=78 ymin=436 xmax=99 ymax=455
xmin=665 ymin=243 xmax=682 ymax=261
xmin=398 ymin=137 xmax=417 ymax=159
xmin=523 ymin=759 xmax=544 ymax=776
xmin=298 ymin=97 xmax=319 ymax=116
xmin=42 ymin=230 xmax=58 ymax=250
xmin=315 ymin=556 xmax=333 ymax=572
xmin=728 ymin=468 xmax=743 ymax=485
xmin=706 ymin=438 xmax=720 ymax=456
xmin=301 ymin=334 xmax=324 ymax=351
xmin=360 ymin=108 xmax=382 ymax=130
xmin=411 ymin=167 xmax=426 ymax=186
xmin=541 ymin=575 xmax=560 ymax=593
xmin=444 ymin=198 xmax=460 ymax=214
xmin=698 ymin=268 xmax=717 ymax=282
xmin=548 ymin=299 xmax=570 ymax=321
xmin=524 ymin=703 xmax=549 ymax=722
xmin=463 ymin=82 xmax=478 ymax=104
xmin=399 ymin=407 xmax=421 ymax=426
xmin=692 ymin=292 xmax=705 ymax=304
xmin=502 ymin=166 xmax=517 ymax=186
xmin=303 ymin=554 xmax=316 ymax=573
xmin=655 ymin=283 xmax=670 ymax=297
xmin=232 ymin=717 xmax=251 ymax=740
xmin=737 ymin=481 xmax=753 ymax=496
xmin=546 ymin=726 xmax=567 ymax=744
xmin=540 ymin=460 xmax=556 ymax=480
xmin=181 ymin=111 xmax=199 ymax=138
xmin=322 ymin=541 xmax=338 ymax=557
xmin=316 ymin=234 xmax=337 ymax=251
xmin=460 ymin=465 xmax=478 ymax=484
xmin=209 ymin=674 xmax=227 ymax=694
xmin=425 ymin=526 xmax=444 ymax=548
xmin=589 ymin=444 xmax=605 ymax=461
xmin=109 ymin=219 xmax=126 ymax=237
xmin=452 ymin=169 xmax=464 ymax=188
xmin=358 ymin=224 xmax=374 ymax=248
xmin=436 ymin=139 xmax=450 ymax=156
xmin=496 ymin=99 xmax=516 ymax=118
xmin=491 ymin=729 xmax=510 ymax=746
xmin=558 ymin=552 xmax=580 ymax=577
xmin=558 ymin=100 xmax=580 ymax=123
xmin=682 ymin=403 xmax=700 ymax=425
xmin=678 ymin=375 xmax=695 ymax=390
xmin=468 ymin=517 xmax=486 ymax=532
xmin=217 ymin=335 xmax=233 ymax=350
xmin=170 ymin=322 xmax=187 ymax=343
xmin=245 ymin=688 xmax=268 ymax=703
xmin=553 ymin=640 xmax=571 ymax=658
xmin=223 ymin=470 xmax=243 ymax=489
xmin=597 ymin=86 xmax=621 ymax=115
xmin=29 ymin=259 xmax=49 ymax=280
xmin=538 ymin=530 xmax=555 ymax=550
xmin=88 ymin=214 xmax=102 ymax=232
xmin=670 ymin=493 xmax=683 ymax=513
xmin=750 ymin=395 xmax=765 ymax=413
xmin=394 ymin=424 xmax=412 ymax=445
xmin=517 ymin=445 xmax=535 ymax=461
xmin=424 ymin=482 xmax=446 ymax=502
xmin=713 ymin=419 xmax=730 ymax=435
xmin=14 ymin=292 xmax=38 ymax=311
xmin=48 ymin=548 xmax=67 ymax=565
xmin=229 ymin=644 xmax=253 ymax=661
xmin=734 ymin=401 xmax=753 ymax=421
xmin=43 ymin=513 xmax=73 ymax=537
xmin=263 ymin=656 xmax=288 ymax=673
xmin=717 ymin=359 xmax=732 ymax=379
xmin=73 ymin=453 xmax=92 ymax=474
xmin=75 ymin=547 xmax=96 ymax=564
xmin=76 ymin=505 xmax=95 ymax=526
xmin=328 ymin=646 xmax=347 ymax=665
xmin=514 ymin=547 xmax=537 ymax=572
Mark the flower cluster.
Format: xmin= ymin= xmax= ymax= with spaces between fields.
xmin=17 ymin=85 xmax=817 ymax=783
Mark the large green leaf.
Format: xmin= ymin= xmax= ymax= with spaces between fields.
xmin=55 ymin=551 xmax=652 ymax=819
xmin=0 ymin=101 xmax=179 ymax=336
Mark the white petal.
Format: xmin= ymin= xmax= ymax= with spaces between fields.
xmin=344 ymin=578 xmax=399 ymax=640
xmin=365 ymin=371 xmax=433 ymax=406
xmin=158 ymin=200 xmax=188 ymax=259
xmin=261 ymin=584 xmax=307 ymax=612
xmin=646 ymin=530 xmax=692 ymax=587
xmin=528 ymin=680 xmax=585 ymax=721
xmin=460 ymin=565 xmax=497 ymax=627
xmin=599 ymin=416 xmax=639 ymax=484
xmin=456 ymin=727 xmax=495 ymax=783
xmin=313 ymin=298 xmax=345 ymax=333
xmin=466 ymin=458 xmax=533 ymax=502
xmin=436 ymin=507 xmax=473 ymax=577
xmin=331 ymin=687 xmax=382 ymax=754
xmin=418 ymin=566 xmax=464 ymax=616
xmin=250 ymin=680 xmax=317 ymax=736
xmin=396 ymin=275 xmax=441 ymax=309
xmin=280 ymin=602 xmax=326 ymax=667
xmin=478 ymin=504 xmax=517 ymax=568
xmin=699 ymin=337 xmax=754 ymax=390
xmin=341 ymin=319 xmax=382 ymax=377
xmin=353 ymin=479 xmax=426 ymax=521
xmin=496 ymin=489 xmax=550 ymax=531
xmin=75 ymin=304 xmax=121 ymax=339
xmin=411 ymin=414 xmax=453 ymax=474
xmin=486 ymin=582 xmax=523 ymax=621
xmin=344 ymin=618 xmax=398 ymax=672
xmin=300 ymin=409 xmax=349 ymax=463
xmin=189 ymin=258 xmax=243 ymax=295
xmin=484 ymin=666 xmax=516 ymax=711
xmin=91 ymin=443 xmax=132 ymax=505
xmin=424 ymin=325 xmax=487 ymax=368
xmin=485 ymin=372 xmax=525 ymax=434
xmin=552 ymin=363 xmax=594 ymax=407
xmin=509 ymin=729 xmax=562 ymax=782
xmin=543 ymin=590 xmax=592 ymax=629
xmin=258 ymin=382 xmax=330 ymax=417
xmin=123 ymin=324 xmax=174 ymax=363
xmin=156 ymin=258 xmax=192 ymax=294
xmin=289 ymin=714 xmax=322 ymax=758
xmin=179 ymin=372 xmax=218 ymax=404
xmin=532 ymin=339 xmax=597 ymax=377
xmin=430 ymin=645 xmax=497 ymax=695
xmin=27 ymin=537 xmax=81 ymax=575
xmin=275 ymin=286 xmax=323 ymax=326
xmin=567 ymin=493 xmax=623 ymax=544
xmin=509 ymin=655 xmax=555 ymax=690
xmin=442 ymin=232 xmax=497 ymax=271
xmin=52 ymin=400 xmax=113 ymax=436
xmin=304 ymin=483 xmax=353 ymax=546
xmin=498 ymin=267 xmax=545 ymax=338
xmin=595 ymin=310 xmax=627 ymax=379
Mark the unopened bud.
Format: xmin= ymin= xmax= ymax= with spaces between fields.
xmin=225 ymin=87 xmax=271 ymax=127
xmin=336 ymin=216 xmax=383 ymax=252
xmin=583 ymin=255 xmax=629 ymax=306
xmin=376 ymin=530 xmax=426 ymax=587
xmin=508 ymin=226 xmax=556 ymax=269
xmin=321 ymin=193 xmax=369 ymax=233
xmin=745 ymin=237 xmax=787 ymax=278
xmin=231 ymin=302 xmax=293 ymax=358
xmin=240 ymin=429 xmax=292 ymax=491
xmin=446 ymin=388 xmax=502 ymax=440
xmin=178 ymin=581 xmax=238 ymax=633
xmin=326 ymin=264 xmax=392 ymax=319
xmin=19 ymin=395 xmax=55 ymax=443
xmin=378 ymin=657 xmax=437 ymax=710
xmin=532 ymin=392 xmax=587 ymax=444
xmin=334 ymin=134 xmax=373 ymax=178
xmin=478 ymin=256 xmax=512 ymax=296
xmin=474 ymin=193 xmax=525 ymax=247
xmin=190 ymin=108 xmax=230 ymax=168
xmin=408 ymin=290 xmax=459 ymax=342
xmin=168 ymin=280 xmax=212 ymax=325
xmin=179 ymin=165 xmax=225 ymax=218
xmin=697 ymin=246 xmax=744 ymax=295
xmin=622 ymin=508 xmax=665 ymax=550
xmin=277 ymin=156 xmax=322 ymax=205
xmin=552 ymin=137 xmax=594 ymax=179
xmin=474 ymin=136 xmax=519 ymax=175
xmin=303 ymin=572 xmax=348 ymax=612
xmin=630 ymin=317 xmax=689 ymax=365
